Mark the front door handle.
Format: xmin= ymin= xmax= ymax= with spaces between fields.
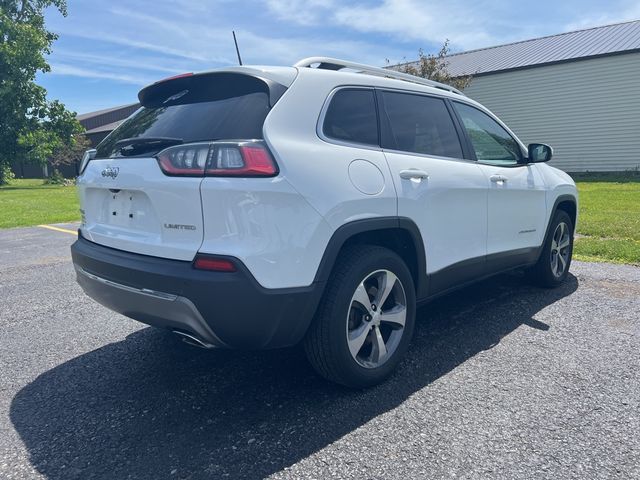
xmin=490 ymin=174 xmax=508 ymax=183
xmin=399 ymin=169 xmax=429 ymax=180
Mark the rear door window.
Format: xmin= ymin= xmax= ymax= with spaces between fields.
xmin=322 ymin=88 xmax=379 ymax=146
xmin=380 ymin=91 xmax=463 ymax=159
xmin=96 ymin=73 xmax=274 ymax=158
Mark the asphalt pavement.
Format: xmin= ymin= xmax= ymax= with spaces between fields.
xmin=0 ymin=224 xmax=638 ymax=479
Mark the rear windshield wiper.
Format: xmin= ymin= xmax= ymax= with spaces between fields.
xmin=115 ymin=137 xmax=183 ymax=156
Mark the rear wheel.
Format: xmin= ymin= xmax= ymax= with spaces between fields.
xmin=528 ymin=210 xmax=574 ymax=288
xmin=304 ymin=245 xmax=416 ymax=388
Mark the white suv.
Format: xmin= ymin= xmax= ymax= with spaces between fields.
xmin=72 ymin=57 xmax=577 ymax=387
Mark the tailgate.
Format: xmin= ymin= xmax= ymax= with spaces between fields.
xmin=78 ymin=158 xmax=203 ymax=261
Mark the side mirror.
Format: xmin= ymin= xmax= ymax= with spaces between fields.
xmin=527 ymin=143 xmax=553 ymax=163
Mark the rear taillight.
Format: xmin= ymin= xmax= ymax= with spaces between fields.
xmin=156 ymin=143 xmax=210 ymax=176
xmin=156 ymin=141 xmax=278 ymax=177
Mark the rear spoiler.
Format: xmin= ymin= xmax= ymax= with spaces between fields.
xmin=138 ymin=71 xmax=288 ymax=108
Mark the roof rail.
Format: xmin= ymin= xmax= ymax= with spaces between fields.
xmin=294 ymin=57 xmax=464 ymax=96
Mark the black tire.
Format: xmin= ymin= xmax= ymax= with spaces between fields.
xmin=304 ymin=245 xmax=416 ymax=388
xmin=527 ymin=210 xmax=574 ymax=288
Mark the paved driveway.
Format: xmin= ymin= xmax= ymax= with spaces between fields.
xmin=0 ymin=225 xmax=638 ymax=479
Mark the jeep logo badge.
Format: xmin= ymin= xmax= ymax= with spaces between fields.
xmin=101 ymin=167 xmax=119 ymax=179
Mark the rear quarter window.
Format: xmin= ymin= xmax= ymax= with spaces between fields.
xmin=322 ymin=88 xmax=379 ymax=146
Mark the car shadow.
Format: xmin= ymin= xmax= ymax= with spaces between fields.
xmin=10 ymin=272 xmax=578 ymax=479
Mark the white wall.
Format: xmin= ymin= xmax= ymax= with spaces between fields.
xmin=463 ymin=52 xmax=640 ymax=172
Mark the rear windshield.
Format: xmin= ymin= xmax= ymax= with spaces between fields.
xmin=96 ymin=73 xmax=274 ymax=159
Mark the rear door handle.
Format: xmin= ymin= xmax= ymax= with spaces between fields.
xmin=399 ymin=169 xmax=429 ymax=180
xmin=490 ymin=174 xmax=508 ymax=183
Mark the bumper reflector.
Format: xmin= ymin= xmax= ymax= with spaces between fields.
xmin=193 ymin=256 xmax=237 ymax=272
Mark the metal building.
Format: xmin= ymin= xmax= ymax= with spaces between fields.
xmin=440 ymin=20 xmax=640 ymax=172
xmin=77 ymin=103 xmax=140 ymax=148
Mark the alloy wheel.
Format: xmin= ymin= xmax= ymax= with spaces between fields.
xmin=346 ymin=269 xmax=407 ymax=368
xmin=550 ymin=221 xmax=571 ymax=277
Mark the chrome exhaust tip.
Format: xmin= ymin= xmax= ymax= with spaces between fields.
xmin=172 ymin=330 xmax=216 ymax=349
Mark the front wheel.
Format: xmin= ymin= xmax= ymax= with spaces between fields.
xmin=527 ymin=210 xmax=574 ymax=288
xmin=304 ymin=245 xmax=416 ymax=388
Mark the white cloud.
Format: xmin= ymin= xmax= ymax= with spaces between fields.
xmin=43 ymin=0 xmax=640 ymax=113
xmin=46 ymin=0 xmax=525 ymax=88
xmin=563 ymin=3 xmax=640 ymax=31
xmin=263 ymin=0 xmax=501 ymax=51
xmin=49 ymin=63 xmax=151 ymax=84
xmin=265 ymin=0 xmax=336 ymax=25
xmin=102 ymin=3 xmax=402 ymax=66
xmin=334 ymin=0 xmax=495 ymax=49
xmin=55 ymin=27 xmax=227 ymax=64
xmin=49 ymin=1 xmax=409 ymax=81
xmin=229 ymin=29 xmax=404 ymax=66
xmin=261 ymin=0 xmax=640 ymax=55
xmin=51 ymin=49 xmax=189 ymax=74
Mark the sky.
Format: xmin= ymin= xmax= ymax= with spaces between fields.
xmin=38 ymin=0 xmax=640 ymax=114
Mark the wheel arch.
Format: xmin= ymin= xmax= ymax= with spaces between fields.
xmin=556 ymin=197 xmax=577 ymax=233
xmin=314 ymin=217 xmax=428 ymax=299
xmin=537 ymin=194 xmax=578 ymax=263
xmin=549 ymin=194 xmax=578 ymax=231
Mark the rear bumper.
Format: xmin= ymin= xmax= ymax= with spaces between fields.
xmin=71 ymin=235 xmax=324 ymax=349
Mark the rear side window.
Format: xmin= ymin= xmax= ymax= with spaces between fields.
xmin=322 ymin=89 xmax=379 ymax=146
xmin=380 ymin=91 xmax=463 ymax=159
xmin=96 ymin=73 xmax=274 ymax=158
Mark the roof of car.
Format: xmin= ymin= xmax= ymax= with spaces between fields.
xmin=293 ymin=63 xmax=474 ymax=104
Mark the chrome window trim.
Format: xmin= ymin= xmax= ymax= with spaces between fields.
xmin=381 ymin=147 xmax=478 ymax=165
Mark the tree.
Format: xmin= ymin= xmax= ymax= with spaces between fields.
xmin=0 ymin=0 xmax=83 ymax=184
xmin=50 ymin=133 xmax=90 ymax=170
xmin=391 ymin=40 xmax=472 ymax=91
xmin=45 ymin=132 xmax=89 ymax=184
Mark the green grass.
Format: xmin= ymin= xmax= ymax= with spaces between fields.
xmin=0 ymin=179 xmax=79 ymax=229
xmin=0 ymin=175 xmax=638 ymax=265
xmin=572 ymin=175 xmax=640 ymax=265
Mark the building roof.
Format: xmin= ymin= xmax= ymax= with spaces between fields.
xmin=77 ymin=103 xmax=139 ymax=132
xmin=413 ymin=19 xmax=640 ymax=77
xmin=85 ymin=120 xmax=127 ymax=135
